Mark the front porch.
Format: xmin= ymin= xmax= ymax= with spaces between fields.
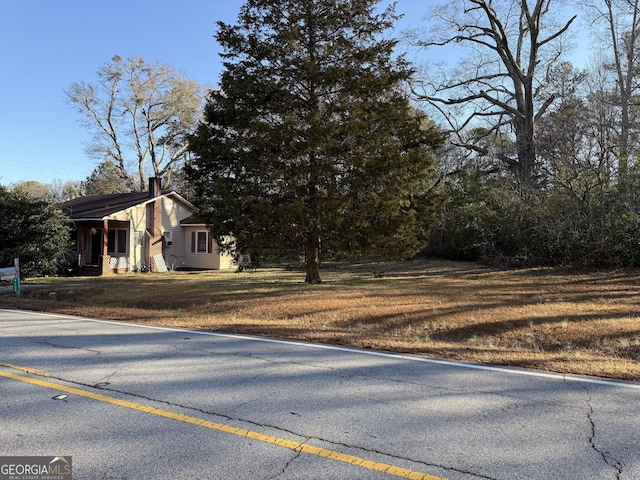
xmin=76 ymin=220 xmax=135 ymax=275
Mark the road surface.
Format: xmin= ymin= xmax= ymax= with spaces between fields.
xmin=1 ymin=308 xmax=639 ymax=479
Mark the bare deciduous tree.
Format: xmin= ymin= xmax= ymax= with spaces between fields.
xmin=412 ymin=0 xmax=576 ymax=184
xmin=65 ymin=55 xmax=202 ymax=190
xmin=580 ymin=0 xmax=640 ymax=177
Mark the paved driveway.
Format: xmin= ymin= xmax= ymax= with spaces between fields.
xmin=1 ymin=308 xmax=639 ymax=479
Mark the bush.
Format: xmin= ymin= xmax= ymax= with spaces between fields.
xmin=426 ymin=168 xmax=640 ymax=268
xmin=0 ymin=186 xmax=71 ymax=277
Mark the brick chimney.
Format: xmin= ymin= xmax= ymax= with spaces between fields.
xmin=149 ymin=177 xmax=162 ymax=198
xmin=146 ymin=177 xmax=164 ymax=270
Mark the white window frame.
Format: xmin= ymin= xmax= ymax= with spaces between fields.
xmin=107 ymin=228 xmax=128 ymax=255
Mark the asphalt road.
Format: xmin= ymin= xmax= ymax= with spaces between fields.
xmin=1 ymin=308 xmax=639 ymax=480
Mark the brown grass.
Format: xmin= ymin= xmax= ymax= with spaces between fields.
xmin=2 ymin=259 xmax=640 ymax=381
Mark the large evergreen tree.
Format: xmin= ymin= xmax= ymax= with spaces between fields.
xmin=188 ymin=0 xmax=443 ymax=283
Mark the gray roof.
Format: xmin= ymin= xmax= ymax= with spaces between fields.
xmin=179 ymin=214 xmax=206 ymax=226
xmin=61 ymin=191 xmax=194 ymax=221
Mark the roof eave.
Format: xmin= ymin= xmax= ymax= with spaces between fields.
xmin=63 ymin=190 xmax=195 ymax=221
xmin=66 ymin=217 xmax=108 ymax=222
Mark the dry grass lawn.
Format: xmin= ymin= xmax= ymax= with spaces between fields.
xmin=2 ymin=258 xmax=640 ymax=382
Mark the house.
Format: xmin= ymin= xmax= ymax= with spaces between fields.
xmin=60 ymin=177 xmax=234 ymax=275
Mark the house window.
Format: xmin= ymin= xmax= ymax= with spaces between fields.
xmin=108 ymin=229 xmax=127 ymax=254
xmin=197 ymin=231 xmax=207 ymax=253
xmin=191 ymin=230 xmax=212 ymax=254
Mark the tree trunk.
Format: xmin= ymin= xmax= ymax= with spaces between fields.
xmin=515 ymin=85 xmax=537 ymax=184
xmin=304 ymin=233 xmax=322 ymax=284
xmin=516 ymin=126 xmax=536 ymax=183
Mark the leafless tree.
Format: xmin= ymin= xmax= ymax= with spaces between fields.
xmin=537 ymin=62 xmax=615 ymax=208
xmin=580 ymin=0 xmax=640 ymax=178
xmin=412 ymin=0 xmax=576 ymax=184
xmin=65 ymin=55 xmax=202 ymax=190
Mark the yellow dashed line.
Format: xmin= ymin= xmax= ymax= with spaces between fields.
xmin=0 ymin=366 xmax=447 ymax=480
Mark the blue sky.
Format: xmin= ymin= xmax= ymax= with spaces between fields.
xmin=1 ymin=0 xmax=249 ymax=185
xmin=0 ymin=1 xmax=584 ymax=186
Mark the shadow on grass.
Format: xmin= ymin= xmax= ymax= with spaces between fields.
xmin=3 ymin=259 xmax=640 ymax=380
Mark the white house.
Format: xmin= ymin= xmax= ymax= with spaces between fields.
xmin=60 ymin=178 xmax=234 ymax=275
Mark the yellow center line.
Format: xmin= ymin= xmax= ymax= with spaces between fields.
xmin=0 ymin=366 xmax=447 ymax=480
xmin=0 ymin=363 xmax=51 ymax=377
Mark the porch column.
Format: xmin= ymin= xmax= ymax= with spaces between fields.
xmin=77 ymin=225 xmax=85 ymax=267
xmin=100 ymin=219 xmax=111 ymax=275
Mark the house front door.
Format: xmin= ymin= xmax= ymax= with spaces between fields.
xmin=84 ymin=229 xmax=102 ymax=265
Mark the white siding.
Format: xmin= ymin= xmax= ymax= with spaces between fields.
xmin=160 ymin=197 xmax=192 ymax=270
xmin=111 ymin=204 xmax=147 ymax=271
xmin=105 ymin=193 xmax=232 ymax=271
xmin=180 ymin=227 xmax=234 ymax=270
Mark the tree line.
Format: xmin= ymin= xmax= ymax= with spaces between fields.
xmin=418 ymin=0 xmax=640 ymax=268
xmin=4 ymin=0 xmax=640 ymax=279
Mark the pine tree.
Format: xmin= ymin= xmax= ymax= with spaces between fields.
xmin=187 ymin=0 xmax=443 ymax=283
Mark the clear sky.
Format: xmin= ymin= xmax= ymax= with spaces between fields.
xmin=0 ymin=1 xmax=584 ymax=186
xmin=0 ymin=0 xmax=248 ymax=185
